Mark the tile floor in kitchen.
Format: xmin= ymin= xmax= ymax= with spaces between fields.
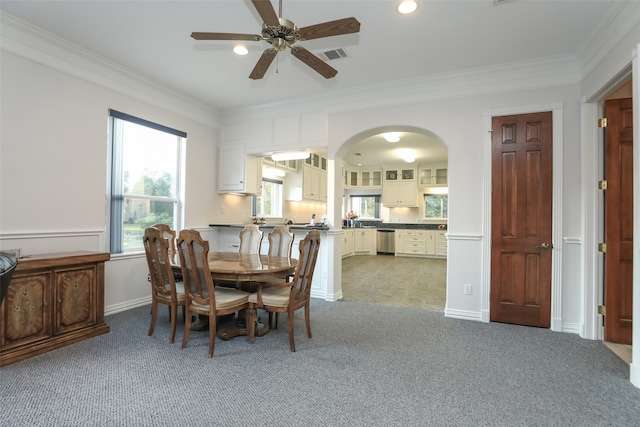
xmin=341 ymin=254 xmax=447 ymax=312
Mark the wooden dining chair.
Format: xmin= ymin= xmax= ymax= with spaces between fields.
xmin=267 ymin=225 xmax=295 ymax=258
xmin=266 ymin=225 xmax=295 ymax=328
xmin=177 ymin=229 xmax=250 ymax=358
xmin=239 ymin=224 xmax=263 ymax=254
xmin=143 ymin=226 xmax=186 ymax=344
xmin=246 ymin=229 xmax=321 ymax=352
xmin=151 ymin=223 xmax=176 ymax=258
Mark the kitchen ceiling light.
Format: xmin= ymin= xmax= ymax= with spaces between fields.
xmin=271 ymin=151 xmax=310 ymax=161
xmin=398 ymin=1 xmax=418 ymax=14
xmin=233 ymin=45 xmax=248 ymax=55
xmin=383 ymin=132 xmax=400 ymax=143
xmin=398 ymin=148 xmax=416 ymax=163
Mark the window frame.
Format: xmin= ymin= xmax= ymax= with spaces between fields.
xmin=349 ymin=194 xmax=381 ymax=219
xmin=107 ymin=109 xmax=186 ymax=254
xmin=252 ymin=177 xmax=284 ymax=218
xmin=423 ymin=193 xmax=448 ymax=219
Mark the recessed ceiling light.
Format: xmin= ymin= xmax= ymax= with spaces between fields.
xmin=233 ymin=45 xmax=248 ymax=55
xmin=398 ymin=1 xmax=418 ymax=14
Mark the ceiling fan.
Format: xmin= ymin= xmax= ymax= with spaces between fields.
xmin=191 ymin=0 xmax=361 ymax=80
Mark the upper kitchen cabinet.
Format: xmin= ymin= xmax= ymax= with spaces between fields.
xmin=382 ymin=165 xmax=417 ymax=207
xmin=360 ymin=168 xmax=382 ymax=188
xmin=222 ymin=111 xmax=327 ymax=153
xmin=342 ymin=165 xmax=382 ymax=189
xmin=218 ymin=144 xmax=261 ymax=194
xmin=287 ymin=152 xmax=327 ymax=203
xmin=418 ymin=162 xmax=448 ymax=187
xmin=384 ymin=165 xmax=416 ymax=182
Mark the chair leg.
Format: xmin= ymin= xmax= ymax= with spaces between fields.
xmin=208 ymin=313 xmax=216 ymax=358
xmin=274 ymin=312 xmax=280 ymax=329
xmin=305 ymin=303 xmax=312 ymax=338
xmin=148 ymin=301 xmax=158 ymax=336
xmin=181 ymin=308 xmax=192 ymax=349
xmin=288 ymin=309 xmax=296 ymax=352
xmin=169 ymin=304 xmax=177 ymax=344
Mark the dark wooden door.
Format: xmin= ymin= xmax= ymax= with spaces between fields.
xmin=603 ymin=98 xmax=633 ymax=344
xmin=490 ymin=112 xmax=553 ymax=328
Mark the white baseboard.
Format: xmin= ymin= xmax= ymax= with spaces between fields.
xmin=445 ymin=308 xmax=483 ymax=322
xmin=105 ymin=296 xmax=151 ymax=316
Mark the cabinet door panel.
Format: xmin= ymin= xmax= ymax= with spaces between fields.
xmin=1 ymin=272 xmax=52 ymax=347
xmin=55 ymin=267 xmax=97 ymax=334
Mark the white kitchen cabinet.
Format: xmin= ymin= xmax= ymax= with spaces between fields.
xmin=418 ymin=163 xmax=448 ymax=187
xmin=382 ymin=181 xmax=417 ymax=207
xmin=360 ymin=169 xmax=382 ymax=188
xmin=434 ymin=230 xmax=447 ymax=257
xmin=354 ymin=229 xmax=375 ymax=254
xmin=342 ymin=229 xmax=354 ymax=258
xmin=218 ymin=145 xmax=261 ymax=194
xmin=395 ymin=229 xmax=427 ymax=256
xmin=395 ymin=229 xmax=447 ymax=258
xmin=384 ymin=166 xmax=416 ymax=182
xmin=302 ymin=165 xmax=327 ymax=203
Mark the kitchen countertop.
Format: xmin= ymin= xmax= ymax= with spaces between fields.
xmin=209 ymin=223 xmax=446 ymax=231
xmin=209 ymin=223 xmax=330 ymax=231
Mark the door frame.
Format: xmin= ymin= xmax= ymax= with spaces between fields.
xmin=581 ymin=65 xmax=633 ymax=342
xmin=481 ymin=103 xmax=564 ymax=331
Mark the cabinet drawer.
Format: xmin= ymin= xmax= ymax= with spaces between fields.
xmin=403 ymin=242 xmax=427 ymax=254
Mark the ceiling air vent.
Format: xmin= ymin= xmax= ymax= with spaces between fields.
xmin=321 ymin=48 xmax=349 ymax=61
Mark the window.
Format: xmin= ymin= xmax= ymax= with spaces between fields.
xmin=253 ymin=178 xmax=283 ymax=217
xmin=424 ymin=194 xmax=448 ymax=219
xmin=349 ymin=195 xmax=381 ymax=219
xmin=108 ymin=110 xmax=185 ymax=253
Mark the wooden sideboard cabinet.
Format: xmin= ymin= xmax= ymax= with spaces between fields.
xmin=0 ymin=251 xmax=110 ymax=366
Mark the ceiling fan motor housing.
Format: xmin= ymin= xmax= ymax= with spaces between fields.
xmin=262 ymin=17 xmax=299 ymax=50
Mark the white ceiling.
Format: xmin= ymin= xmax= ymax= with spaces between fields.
xmin=0 ymin=0 xmax=625 ymax=166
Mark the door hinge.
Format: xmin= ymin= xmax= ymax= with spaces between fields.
xmin=598 ymin=305 xmax=606 ymax=316
xmin=598 ymin=243 xmax=607 ymax=253
xmin=598 ymin=118 xmax=607 ymax=128
xmin=598 ymin=180 xmax=607 ymax=190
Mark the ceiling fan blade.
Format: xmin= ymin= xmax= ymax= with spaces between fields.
xmin=251 ymin=0 xmax=279 ymax=27
xmin=249 ymin=49 xmax=278 ymax=80
xmin=291 ymin=46 xmax=337 ymax=79
xmin=191 ymin=32 xmax=261 ymax=41
xmin=298 ymin=17 xmax=361 ymax=41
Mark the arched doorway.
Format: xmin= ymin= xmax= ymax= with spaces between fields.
xmin=335 ymin=126 xmax=449 ymax=311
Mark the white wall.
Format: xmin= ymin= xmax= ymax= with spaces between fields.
xmin=0 ymin=51 xmax=220 ymax=312
xmin=327 ymin=86 xmax=583 ymax=326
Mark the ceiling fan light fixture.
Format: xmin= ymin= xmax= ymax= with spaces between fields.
xmin=233 ymin=45 xmax=249 ymax=55
xmin=398 ymin=1 xmax=418 ymax=14
xmin=271 ymin=151 xmax=310 ymax=161
xmin=383 ymin=132 xmax=401 ymax=143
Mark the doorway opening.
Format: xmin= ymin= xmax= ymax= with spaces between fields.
xmin=337 ymin=126 xmax=449 ymax=311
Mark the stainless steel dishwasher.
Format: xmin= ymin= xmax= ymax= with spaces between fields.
xmin=376 ymin=229 xmax=395 ymax=255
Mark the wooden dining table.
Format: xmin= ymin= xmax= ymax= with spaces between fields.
xmin=172 ymin=251 xmax=297 ymax=339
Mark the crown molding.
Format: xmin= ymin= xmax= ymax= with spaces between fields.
xmin=223 ymin=55 xmax=580 ymax=121
xmin=1 ymin=12 xmax=220 ymax=129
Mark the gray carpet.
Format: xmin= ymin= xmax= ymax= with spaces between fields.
xmin=1 ymin=300 xmax=639 ymax=426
